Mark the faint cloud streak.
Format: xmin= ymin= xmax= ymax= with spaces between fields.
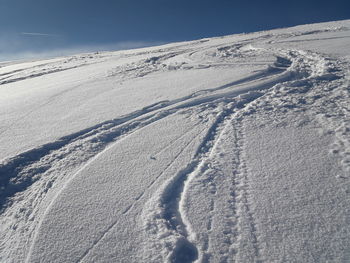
xmin=20 ymin=32 xmax=61 ymax=37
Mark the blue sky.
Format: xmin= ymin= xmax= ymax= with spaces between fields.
xmin=0 ymin=0 xmax=349 ymax=61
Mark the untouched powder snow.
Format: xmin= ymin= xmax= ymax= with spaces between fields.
xmin=0 ymin=20 xmax=349 ymax=262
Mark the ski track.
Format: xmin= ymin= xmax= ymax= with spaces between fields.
xmin=231 ymin=120 xmax=261 ymax=262
xmin=0 ymin=105 xmax=172 ymax=209
xmin=0 ymin=66 xmax=81 ymax=86
xmin=75 ymin=122 xmax=207 ymax=263
xmin=122 ymin=125 xmax=207 ymax=215
xmin=166 ymin=108 xmax=235 ymax=263
xmin=0 ymin=54 xmax=104 ymax=86
xmin=197 ymin=121 xmax=243 ymax=262
xmin=142 ymin=99 xmax=267 ymax=262
xmin=1 ymin=24 xmax=349 ymax=262
xmin=175 ymin=110 xmax=261 ymax=263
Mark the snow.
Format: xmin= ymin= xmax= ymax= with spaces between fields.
xmin=0 ymin=20 xmax=349 ymax=262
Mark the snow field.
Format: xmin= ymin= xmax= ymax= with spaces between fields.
xmin=0 ymin=19 xmax=349 ymax=262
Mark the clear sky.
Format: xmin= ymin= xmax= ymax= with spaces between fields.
xmin=0 ymin=0 xmax=349 ymax=61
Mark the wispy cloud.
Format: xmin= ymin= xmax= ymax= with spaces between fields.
xmin=20 ymin=32 xmax=61 ymax=37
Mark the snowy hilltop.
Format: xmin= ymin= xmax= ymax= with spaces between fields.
xmin=0 ymin=20 xmax=349 ymax=262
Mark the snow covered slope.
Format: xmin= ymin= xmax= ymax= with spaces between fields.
xmin=0 ymin=20 xmax=349 ymax=263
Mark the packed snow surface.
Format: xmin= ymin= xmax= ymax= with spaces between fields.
xmin=0 ymin=20 xmax=349 ymax=262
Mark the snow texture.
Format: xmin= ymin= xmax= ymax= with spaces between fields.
xmin=0 ymin=20 xmax=349 ymax=263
